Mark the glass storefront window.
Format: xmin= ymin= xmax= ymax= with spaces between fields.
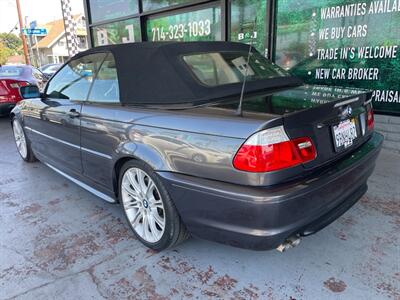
xmin=92 ymin=18 xmax=141 ymax=46
xmin=146 ymin=6 xmax=221 ymax=42
xmin=89 ymin=0 xmax=138 ymax=23
xmin=230 ymin=0 xmax=268 ymax=56
xmin=142 ymin=0 xmax=194 ymax=12
xmin=276 ymin=0 xmax=400 ymax=115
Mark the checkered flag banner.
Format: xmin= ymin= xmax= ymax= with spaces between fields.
xmin=60 ymin=0 xmax=79 ymax=57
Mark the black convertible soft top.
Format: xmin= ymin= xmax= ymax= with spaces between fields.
xmin=75 ymin=41 xmax=302 ymax=106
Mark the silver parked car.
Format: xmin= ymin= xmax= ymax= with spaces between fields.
xmin=11 ymin=42 xmax=383 ymax=251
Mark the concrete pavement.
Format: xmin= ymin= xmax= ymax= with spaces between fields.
xmin=0 ymin=116 xmax=399 ymax=300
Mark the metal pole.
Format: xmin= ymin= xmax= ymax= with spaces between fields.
xmin=28 ymin=35 xmax=35 ymax=65
xmin=15 ymin=0 xmax=30 ymax=65
xmin=34 ymin=35 xmax=41 ymax=67
xmin=25 ymin=16 xmax=34 ymax=66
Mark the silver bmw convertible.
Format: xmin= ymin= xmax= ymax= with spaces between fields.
xmin=11 ymin=42 xmax=383 ymax=251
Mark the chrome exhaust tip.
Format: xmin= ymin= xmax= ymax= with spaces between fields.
xmin=276 ymin=236 xmax=301 ymax=252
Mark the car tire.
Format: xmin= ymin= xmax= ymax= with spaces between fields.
xmin=119 ymin=160 xmax=189 ymax=251
xmin=12 ymin=117 xmax=37 ymax=163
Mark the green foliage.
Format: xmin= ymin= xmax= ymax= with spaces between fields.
xmin=0 ymin=33 xmax=22 ymax=54
xmin=0 ymin=42 xmax=13 ymax=65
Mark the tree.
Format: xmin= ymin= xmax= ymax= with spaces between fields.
xmin=0 ymin=33 xmax=22 ymax=54
xmin=0 ymin=42 xmax=12 ymax=65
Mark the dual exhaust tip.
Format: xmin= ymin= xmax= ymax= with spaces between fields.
xmin=276 ymin=235 xmax=301 ymax=252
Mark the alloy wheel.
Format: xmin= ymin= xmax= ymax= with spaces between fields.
xmin=121 ymin=167 xmax=166 ymax=243
xmin=13 ymin=120 xmax=28 ymax=159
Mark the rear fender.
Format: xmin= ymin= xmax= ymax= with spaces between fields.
xmin=112 ymin=141 xmax=172 ymax=199
xmin=116 ymin=141 xmax=169 ymax=171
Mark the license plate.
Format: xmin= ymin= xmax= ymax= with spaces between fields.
xmin=332 ymin=118 xmax=358 ymax=152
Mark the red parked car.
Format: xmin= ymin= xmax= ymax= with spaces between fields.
xmin=0 ymin=65 xmax=48 ymax=116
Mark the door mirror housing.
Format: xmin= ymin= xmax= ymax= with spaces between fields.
xmin=20 ymin=85 xmax=41 ymax=99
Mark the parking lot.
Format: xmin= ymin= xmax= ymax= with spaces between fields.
xmin=0 ymin=116 xmax=399 ymax=300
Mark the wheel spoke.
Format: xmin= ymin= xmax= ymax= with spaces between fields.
xmin=145 ymin=180 xmax=155 ymax=198
xmin=130 ymin=209 xmax=143 ymax=228
xmin=148 ymin=215 xmax=160 ymax=240
xmin=127 ymin=171 xmax=141 ymax=193
xmin=151 ymin=199 xmax=164 ymax=209
xmin=142 ymin=214 xmax=150 ymax=240
xmin=124 ymin=200 xmax=140 ymax=210
xmin=122 ymin=182 xmax=139 ymax=198
xmin=152 ymin=212 xmax=165 ymax=228
xmin=136 ymin=169 xmax=147 ymax=192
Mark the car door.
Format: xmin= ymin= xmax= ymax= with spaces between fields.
xmin=80 ymin=52 xmax=121 ymax=190
xmin=27 ymin=53 xmax=107 ymax=176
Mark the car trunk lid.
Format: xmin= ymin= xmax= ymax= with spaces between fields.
xmin=211 ymin=84 xmax=373 ymax=174
xmin=273 ymin=85 xmax=372 ymax=170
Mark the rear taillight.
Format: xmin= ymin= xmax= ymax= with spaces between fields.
xmin=367 ymin=106 xmax=374 ymax=131
xmin=0 ymin=81 xmax=7 ymax=96
xmin=9 ymin=81 xmax=29 ymax=88
xmin=0 ymin=80 xmax=29 ymax=101
xmin=233 ymin=126 xmax=316 ymax=173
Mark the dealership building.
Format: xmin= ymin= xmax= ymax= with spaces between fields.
xmin=83 ymin=0 xmax=399 ymax=152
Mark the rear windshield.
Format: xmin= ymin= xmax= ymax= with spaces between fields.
xmin=183 ymin=51 xmax=289 ymax=87
xmin=0 ymin=66 xmax=24 ymax=77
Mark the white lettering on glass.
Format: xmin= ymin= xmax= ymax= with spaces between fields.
xmin=96 ymin=29 xmax=108 ymax=46
xmin=122 ymin=24 xmax=135 ymax=43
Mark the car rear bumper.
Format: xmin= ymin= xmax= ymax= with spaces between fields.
xmin=158 ymin=132 xmax=383 ymax=250
xmin=0 ymin=102 xmax=16 ymax=115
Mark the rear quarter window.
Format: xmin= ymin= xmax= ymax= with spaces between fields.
xmin=183 ymin=51 xmax=289 ymax=87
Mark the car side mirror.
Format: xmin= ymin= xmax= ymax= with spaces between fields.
xmin=20 ymin=85 xmax=41 ymax=99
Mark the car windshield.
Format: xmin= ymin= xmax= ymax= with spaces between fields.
xmin=0 ymin=66 xmax=24 ymax=77
xmin=183 ymin=51 xmax=290 ymax=87
xmin=46 ymin=65 xmax=61 ymax=72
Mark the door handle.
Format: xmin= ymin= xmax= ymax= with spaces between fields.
xmin=68 ymin=109 xmax=80 ymax=118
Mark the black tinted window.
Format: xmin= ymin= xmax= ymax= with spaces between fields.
xmin=46 ymin=53 xmax=106 ymax=100
xmin=87 ymin=53 xmax=119 ymax=103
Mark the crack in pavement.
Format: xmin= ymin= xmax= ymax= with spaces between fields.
xmin=2 ymin=252 xmax=119 ymax=300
